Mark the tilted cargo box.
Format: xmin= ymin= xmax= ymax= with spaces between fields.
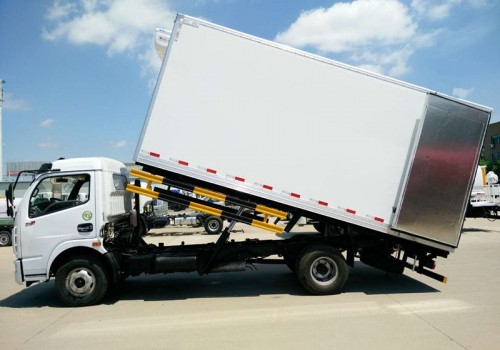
xmin=136 ymin=14 xmax=491 ymax=251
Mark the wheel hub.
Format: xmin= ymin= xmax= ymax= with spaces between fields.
xmin=208 ymin=221 xmax=219 ymax=230
xmin=74 ymin=277 xmax=86 ymax=288
xmin=66 ymin=268 xmax=95 ymax=297
xmin=0 ymin=235 xmax=8 ymax=245
xmin=311 ymin=257 xmax=338 ymax=285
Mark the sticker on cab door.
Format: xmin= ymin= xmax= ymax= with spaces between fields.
xmin=82 ymin=211 xmax=93 ymax=221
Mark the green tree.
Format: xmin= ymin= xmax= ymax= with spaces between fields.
xmin=479 ymin=159 xmax=500 ymax=174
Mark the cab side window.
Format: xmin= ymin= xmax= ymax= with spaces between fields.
xmin=29 ymin=174 xmax=90 ymax=218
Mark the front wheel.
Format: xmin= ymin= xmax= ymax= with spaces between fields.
xmin=296 ymin=245 xmax=349 ymax=295
xmin=0 ymin=230 xmax=12 ymax=247
xmin=55 ymin=256 xmax=109 ymax=307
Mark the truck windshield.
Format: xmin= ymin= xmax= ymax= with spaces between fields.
xmin=28 ymin=174 xmax=90 ymax=218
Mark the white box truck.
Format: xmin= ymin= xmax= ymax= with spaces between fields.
xmin=466 ymin=167 xmax=500 ymax=219
xmin=8 ymin=14 xmax=491 ymax=306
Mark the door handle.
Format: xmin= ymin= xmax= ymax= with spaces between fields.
xmin=77 ymin=223 xmax=93 ymax=233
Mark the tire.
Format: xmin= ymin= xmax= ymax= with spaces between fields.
xmin=312 ymin=223 xmax=325 ymax=233
xmin=0 ymin=230 xmax=11 ymax=247
xmin=55 ymin=257 xmax=109 ymax=307
xmin=296 ymin=245 xmax=349 ymax=295
xmin=204 ymin=216 xmax=223 ymax=235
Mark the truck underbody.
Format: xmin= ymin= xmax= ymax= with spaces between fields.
xmin=68 ymin=164 xmax=448 ymax=307
xmin=8 ymin=160 xmax=451 ymax=307
xmin=103 ymin=214 xmax=448 ymax=282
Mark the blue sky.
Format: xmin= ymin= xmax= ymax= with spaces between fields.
xmin=1 ymin=0 xmax=499 ymax=166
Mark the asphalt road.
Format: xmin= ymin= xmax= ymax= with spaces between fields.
xmin=1 ymin=219 xmax=499 ymax=349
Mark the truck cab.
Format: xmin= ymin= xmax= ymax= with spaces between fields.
xmin=13 ymin=158 xmax=131 ymax=288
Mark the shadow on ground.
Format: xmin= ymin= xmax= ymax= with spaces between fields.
xmin=461 ymin=227 xmax=496 ymax=233
xmin=0 ymin=262 xmax=438 ymax=308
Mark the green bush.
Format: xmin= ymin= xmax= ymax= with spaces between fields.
xmin=479 ymin=159 xmax=500 ymax=174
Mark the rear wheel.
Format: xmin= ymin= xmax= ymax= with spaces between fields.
xmin=55 ymin=256 xmax=109 ymax=307
xmin=312 ymin=223 xmax=325 ymax=233
xmin=296 ymin=245 xmax=348 ymax=295
xmin=0 ymin=230 xmax=11 ymax=247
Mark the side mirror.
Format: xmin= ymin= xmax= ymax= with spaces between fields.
xmin=5 ymin=184 xmax=14 ymax=218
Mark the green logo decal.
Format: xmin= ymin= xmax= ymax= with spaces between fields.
xmin=82 ymin=211 xmax=93 ymax=221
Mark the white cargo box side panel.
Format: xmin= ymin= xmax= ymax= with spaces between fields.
xmin=136 ymin=15 xmax=428 ymax=226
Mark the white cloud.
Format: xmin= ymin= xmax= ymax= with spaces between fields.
xmin=39 ymin=138 xmax=58 ymax=149
xmin=452 ymin=87 xmax=474 ymax=99
xmin=3 ymin=92 xmax=31 ymax=111
xmin=109 ymin=140 xmax=127 ymax=148
xmin=276 ymin=0 xmax=416 ymax=53
xmin=411 ymin=0 xmax=461 ymax=20
xmin=138 ymin=45 xmax=162 ymax=78
xmin=411 ymin=0 xmax=491 ymax=20
xmin=350 ymin=46 xmax=414 ymax=76
xmin=45 ymin=0 xmax=78 ymax=21
xmin=42 ymin=0 xmax=175 ymax=74
xmin=275 ymin=0 xmax=495 ymax=78
xmin=275 ymin=0 xmax=426 ymax=77
xmin=40 ymin=119 xmax=56 ymax=128
xmin=412 ymin=29 xmax=444 ymax=48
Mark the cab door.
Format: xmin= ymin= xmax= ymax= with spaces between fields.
xmin=18 ymin=172 xmax=96 ymax=277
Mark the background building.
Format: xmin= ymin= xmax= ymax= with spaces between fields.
xmin=483 ymin=121 xmax=500 ymax=162
xmin=4 ymin=161 xmax=47 ymax=182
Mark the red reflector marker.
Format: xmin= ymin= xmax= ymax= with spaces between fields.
xmin=149 ymin=152 xmax=160 ymax=158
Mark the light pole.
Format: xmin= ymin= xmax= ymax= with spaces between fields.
xmin=0 ymin=79 xmax=4 ymax=182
